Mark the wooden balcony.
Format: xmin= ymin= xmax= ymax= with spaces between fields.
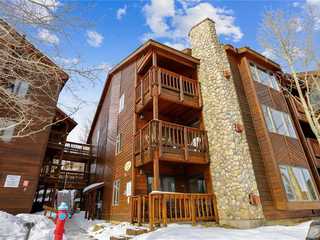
xmin=48 ymin=140 xmax=92 ymax=162
xmin=40 ymin=170 xmax=88 ymax=189
xmin=307 ymin=138 xmax=320 ymax=167
xmin=135 ymin=66 xmax=202 ymax=113
xmin=134 ymin=120 xmax=209 ymax=166
xmin=291 ymin=97 xmax=307 ymax=122
xmin=131 ymin=192 xmax=215 ymax=229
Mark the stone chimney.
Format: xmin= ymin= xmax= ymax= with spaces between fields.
xmin=189 ymin=18 xmax=264 ymax=228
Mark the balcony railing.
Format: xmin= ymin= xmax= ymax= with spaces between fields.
xmin=40 ymin=170 xmax=88 ymax=189
xmin=291 ymin=97 xmax=307 ymax=121
xmin=307 ymin=138 xmax=320 ymax=159
xmin=134 ymin=120 xmax=209 ymax=166
xmin=135 ymin=66 xmax=202 ymax=111
xmin=48 ymin=140 xmax=92 ymax=158
xmin=131 ymin=192 xmax=215 ymax=228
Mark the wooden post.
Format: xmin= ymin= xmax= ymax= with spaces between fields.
xmin=197 ymin=82 xmax=202 ymax=107
xmin=191 ymin=195 xmax=196 ymax=225
xmin=159 ymin=121 xmax=162 ymax=158
xmin=139 ymin=129 xmax=143 ymax=164
xmin=179 ymin=75 xmax=184 ymax=102
xmin=141 ymin=77 xmax=144 ymax=105
xmin=184 ymin=127 xmax=188 ymax=161
xmin=153 ymin=151 xmax=160 ymax=191
xmin=137 ymin=196 xmax=142 ymax=225
xmin=149 ymin=194 xmax=154 ymax=230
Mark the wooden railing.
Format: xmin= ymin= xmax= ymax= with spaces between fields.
xmin=135 ymin=66 xmax=202 ymax=110
xmin=307 ymin=138 xmax=320 ymax=158
xmin=134 ymin=120 xmax=209 ymax=165
xmin=292 ymin=97 xmax=307 ymax=121
xmin=40 ymin=170 xmax=88 ymax=189
xmin=48 ymin=139 xmax=92 ymax=158
xmin=64 ymin=142 xmax=91 ymax=156
xmin=131 ymin=193 xmax=215 ymax=228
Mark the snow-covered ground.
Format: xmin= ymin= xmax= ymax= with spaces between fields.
xmin=131 ymin=222 xmax=311 ymax=240
xmin=0 ymin=210 xmax=312 ymax=240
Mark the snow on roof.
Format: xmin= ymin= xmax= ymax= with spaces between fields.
xmin=83 ymin=182 xmax=104 ymax=193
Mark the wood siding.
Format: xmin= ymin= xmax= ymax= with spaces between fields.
xmin=89 ymin=63 xmax=135 ymax=221
xmin=226 ymin=49 xmax=320 ymax=220
xmin=0 ymin=131 xmax=50 ymax=214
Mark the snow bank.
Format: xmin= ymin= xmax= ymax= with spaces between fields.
xmin=133 ymin=222 xmax=311 ymax=240
xmin=17 ymin=214 xmax=55 ymax=240
xmin=0 ymin=211 xmax=55 ymax=240
xmin=0 ymin=211 xmax=27 ymax=240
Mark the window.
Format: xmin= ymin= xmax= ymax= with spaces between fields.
xmin=6 ymin=80 xmax=29 ymax=97
xmin=115 ymin=133 xmax=122 ymax=155
xmin=0 ymin=118 xmax=15 ymax=142
xmin=249 ymin=63 xmax=280 ymax=91
xmin=261 ymin=105 xmax=297 ymax=138
xmin=189 ymin=176 xmax=206 ymax=193
xmin=280 ymin=165 xmax=318 ymax=201
xmin=270 ymin=108 xmax=287 ymax=135
xmin=112 ymin=180 xmax=120 ymax=206
xmin=119 ymin=94 xmax=125 ymax=113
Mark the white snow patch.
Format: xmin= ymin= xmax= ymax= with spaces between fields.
xmin=16 ymin=214 xmax=55 ymax=240
xmin=83 ymin=182 xmax=104 ymax=193
xmin=133 ymin=222 xmax=311 ymax=240
xmin=0 ymin=211 xmax=55 ymax=240
xmin=87 ymin=222 xmax=131 ymax=240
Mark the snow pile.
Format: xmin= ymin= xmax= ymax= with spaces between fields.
xmin=17 ymin=214 xmax=55 ymax=240
xmin=0 ymin=211 xmax=55 ymax=240
xmin=133 ymin=222 xmax=311 ymax=240
xmin=0 ymin=211 xmax=28 ymax=240
xmin=87 ymin=222 xmax=131 ymax=240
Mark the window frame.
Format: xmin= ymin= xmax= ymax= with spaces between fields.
xmin=0 ymin=118 xmax=15 ymax=142
xmin=112 ymin=179 xmax=120 ymax=206
xmin=279 ymin=165 xmax=319 ymax=202
xmin=261 ymin=105 xmax=297 ymax=139
xmin=6 ymin=80 xmax=30 ymax=97
xmin=119 ymin=93 xmax=125 ymax=113
xmin=115 ymin=133 xmax=122 ymax=155
xmin=249 ymin=62 xmax=280 ymax=91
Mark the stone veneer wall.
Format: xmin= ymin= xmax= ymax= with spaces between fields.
xmin=189 ymin=18 xmax=265 ymax=228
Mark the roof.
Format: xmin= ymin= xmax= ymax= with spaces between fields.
xmin=0 ymin=19 xmax=69 ymax=84
xmin=55 ymin=107 xmax=78 ymax=131
xmin=83 ymin=182 xmax=104 ymax=193
xmin=224 ymin=44 xmax=281 ymax=70
xmin=87 ymin=39 xmax=200 ymax=143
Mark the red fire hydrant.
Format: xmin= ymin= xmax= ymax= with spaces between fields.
xmin=54 ymin=202 xmax=68 ymax=240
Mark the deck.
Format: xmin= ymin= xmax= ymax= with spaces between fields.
xmin=135 ymin=66 xmax=202 ymax=113
xmin=290 ymin=97 xmax=308 ymax=122
xmin=307 ymin=138 xmax=320 ymax=167
xmin=39 ymin=169 xmax=88 ymax=189
xmin=131 ymin=192 xmax=215 ymax=229
xmin=134 ymin=120 xmax=209 ymax=166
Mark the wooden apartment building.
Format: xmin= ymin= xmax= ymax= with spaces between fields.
xmin=0 ymin=21 xmax=93 ymax=214
xmin=87 ymin=18 xmax=320 ymax=228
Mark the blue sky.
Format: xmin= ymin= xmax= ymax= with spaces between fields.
xmin=42 ymin=0 xmax=311 ymax=142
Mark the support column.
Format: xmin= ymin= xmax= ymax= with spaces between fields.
xmin=152 ymin=51 xmax=160 ymax=191
xmin=189 ymin=18 xmax=265 ymax=228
